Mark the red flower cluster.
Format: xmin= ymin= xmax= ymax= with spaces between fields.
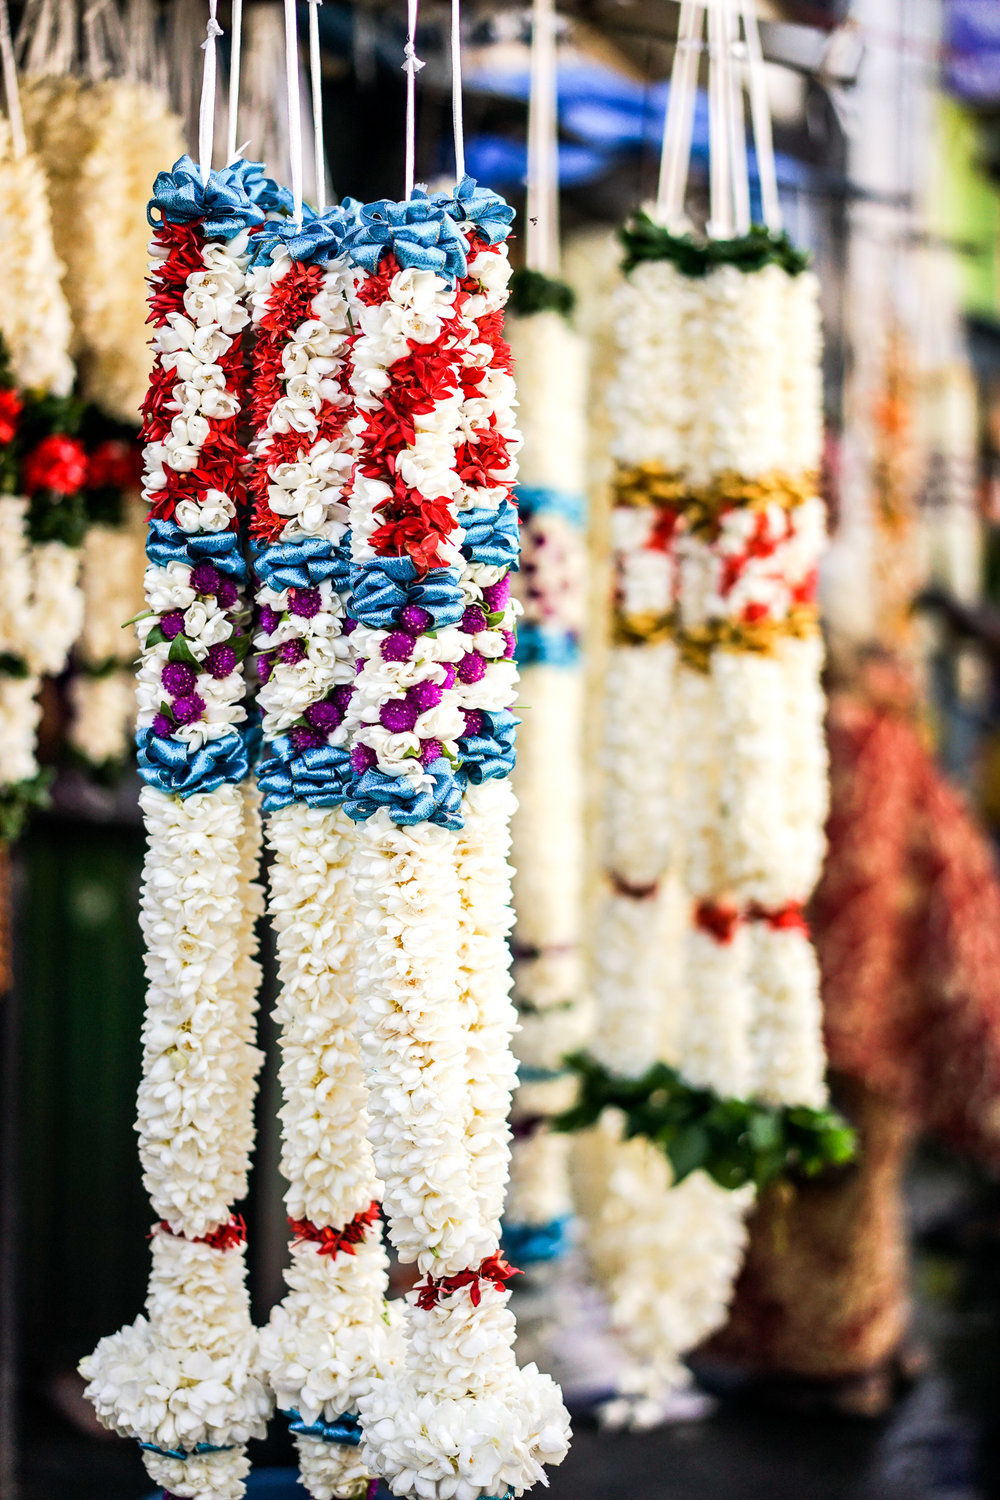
xmin=23 ymin=433 xmax=88 ymax=496
xmin=0 ymin=387 xmax=22 ymax=446
xmin=413 ymin=1251 xmax=521 ymax=1310
xmin=145 ymin=220 xmax=207 ymax=329
xmin=693 ymin=899 xmax=742 ymax=945
xmin=287 ymin=1201 xmax=381 ymax=1258
xmin=249 ymin=261 xmax=353 ymax=541
xmin=154 ymin=1213 xmax=248 ymax=1251
xmin=748 ymin=900 xmax=810 ymax=936
xmin=86 ymin=438 xmax=143 ymax=494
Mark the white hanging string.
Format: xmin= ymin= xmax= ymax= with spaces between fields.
xmin=226 ymin=0 xmax=242 ymax=162
xmin=723 ymin=0 xmax=750 ymax=235
xmin=0 ymin=0 xmax=26 ymax=159
xmin=741 ymin=0 xmax=781 ymax=231
xmin=525 ymin=0 xmax=558 ymax=274
xmin=654 ymin=1 xmax=704 ymax=229
xmin=706 ymin=0 xmax=732 ymax=238
xmin=307 ymin=0 xmax=326 ymax=212
xmin=198 ymin=0 xmax=223 ymax=185
xmin=402 ymin=0 xmax=424 ymax=200
xmin=450 ymin=0 xmax=465 ymax=183
xmin=283 ymin=0 xmax=304 ymax=225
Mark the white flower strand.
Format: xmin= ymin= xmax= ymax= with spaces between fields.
xmin=69 ymin=511 xmax=145 ymax=767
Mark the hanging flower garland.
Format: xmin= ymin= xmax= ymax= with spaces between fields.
xmin=339 ymin=181 xmax=571 ymax=1500
xmin=0 ymin=116 xmax=74 ymax=396
xmin=22 ymin=74 xmax=186 ymax=421
xmin=570 ymin=214 xmax=851 ymax=1423
xmin=68 ymin=424 xmax=146 ymax=772
xmin=501 ymin=269 xmax=590 ymax=1270
xmin=246 ymin=205 xmax=401 ymax=1500
xmin=81 ymin=157 xmax=275 ymax=1500
xmin=0 ymin=336 xmax=89 ymax=838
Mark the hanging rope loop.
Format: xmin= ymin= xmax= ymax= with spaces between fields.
xmin=283 ymin=0 xmax=304 ymax=226
xmin=307 ymin=0 xmax=326 ymax=212
xmin=198 ymin=0 xmax=221 ymax=186
xmin=401 ymin=0 xmax=423 ymax=200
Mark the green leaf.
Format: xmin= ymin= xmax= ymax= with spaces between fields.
xmin=143 ymin=623 xmax=168 ymax=649
xmin=167 ymin=635 xmax=200 ymax=667
xmin=666 ymin=1124 xmax=710 ymax=1182
xmin=507 ymin=268 xmax=576 ymax=320
xmin=485 ymin=610 xmax=506 ymax=628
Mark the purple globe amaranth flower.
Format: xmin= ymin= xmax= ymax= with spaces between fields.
xmin=482 ymin=576 xmax=510 ymax=611
xmin=355 ymin=658 xmax=366 ymax=675
xmin=162 ymin=661 xmax=197 ymax=697
xmin=351 ymin=743 xmax=377 ymax=774
xmin=440 ymin=663 xmax=457 ymax=689
xmin=462 ymin=709 xmax=485 ymax=737
xmin=399 ymin=604 xmax=432 ymax=635
xmin=290 ymin=725 xmax=324 ymax=751
xmin=289 ymin=586 xmax=322 ymax=619
xmin=278 ymin=638 xmax=306 ymax=665
xmin=419 ymin=738 xmax=443 ymax=767
xmin=258 ymin=605 xmax=281 ymax=636
xmin=172 ymin=692 xmax=205 ymax=726
xmin=502 ymin=630 xmax=516 ymax=659
xmin=256 ymin=652 xmax=273 ymax=683
xmin=160 ymin=609 xmax=185 ymax=640
xmin=380 ymin=630 xmax=414 ymax=663
xmin=190 ymin=562 xmax=221 ymax=596
xmin=305 ymin=699 xmax=343 ymax=732
xmin=406 ymin=680 xmax=443 ymax=713
xmin=206 ymin=642 xmax=237 ymax=679
xmin=152 ymin=712 xmax=173 ymax=737
xmin=216 ymin=579 xmax=238 ymax=610
xmin=461 ymin=604 xmax=487 ymax=635
xmin=342 ymin=615 xmax=358 ymax=636
xmin=331 ymin=683 xmax=355 ymax=713
xmin=458 ymin=651 xmax=486 ymax=685
xmin=379 ymin=698 xmax=419 ymax=733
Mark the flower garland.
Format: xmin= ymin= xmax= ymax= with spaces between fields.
xmin=246 ymin=207 xmax=399 ymax=1500
xmin=579 ymin=220 xmax=844 ymax=1422
xmin=23 ymin=75 xmax=186 ymax=421
xmin=502 ymin=270 xmax=590 ymax=1270
xmin=68 ymin=426 xmax=146 ymax=771
xmin=0 ymin=339 xmax=89 ymax=838
xmin=0 ymin=116 xmax=74 ymax=396
xmin=81 ymin=158 xmax=275 ymax=1500
xmin=340 ymin=182 xmax=571 ymax=1500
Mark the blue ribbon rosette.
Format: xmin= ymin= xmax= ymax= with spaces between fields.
xmin=344 ymin=758 xmax=464 ymax=830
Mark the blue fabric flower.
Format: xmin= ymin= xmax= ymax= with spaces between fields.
xmin=146 ymin=519 xmax=248 ymax=580
xmin=516 ymin=484 xmax=586 ymax=530
xmin=460 ymin=499 xmax=520 ymax=570
xmin=438 ymin=175 xmax=515 ymax=246
xmin=252 ymin=535 xmax=351 ymax=593
xmin=257 ymin=737 xmax=354 ymax=812
xmin=345 ymin=192 xmax=469 ymax=282
xmin=458 ymin=708 xmax=518 ymax=785
xmin=148 ymin=155 xmax=264 ymax=239
xmin=136 ymin=724 xmax=258 ymax=797
xmin=236 ymin=159 xmax=296 ymax=217
xmin=249 ymin=202 xmax=351 ymax=269
xmin=286 ymin=1409 xmax=362 ymax=1446
xmin=344 ymin=758 xmax=464 ymax=829
xmin=350 ymin=557 xmax=464 ymax=630
xmin=139 ymin=1441 xmax=236 ymax=1460
xmin=514 ymin=623 xmax=580 ymax=668
xmin=501 ymin=1216 xmax=572 ymax=1267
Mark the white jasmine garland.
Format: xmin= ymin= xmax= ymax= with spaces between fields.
xmin=81 ymin=1231 xmax=270 ymax=1500
xmin=0 ymin=497 xmax=32 ymax=654
xmin=0 ymin=118 xmax=74 ymax=395
xmin=0 ymin=673 xmax=41 ymax=787
xmin=746 ymin=919 xmax=827 ymax=1109
xmin=68 ymin=671 xmax=137 ymax=766
xmin=26 ymin=540 xmax=83 ymax=676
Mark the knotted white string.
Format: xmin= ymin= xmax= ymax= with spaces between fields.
xmin=226 ymin=0 xmax=242 ymax=162
xmin=307 ymin=0 xmax=326 ymax=212
xmin=0 ymin=0 xmax=26 ymax=159
xmin=198 ymin=0 xmax=222 ymax=185
xmin=741 ymin=0 xmax=781 ymax=231
xmin=654 ymin=2 xmax=704 ymax=229
xmin=450 ymin=0 xmax=465 ymax=184
xmin=525 ymin=0 xmax=559 ymax=273
xmin=402 ymin=0 xmax=423 ymax=200
xmin=283 ymin=0 xmax=304 ymax=226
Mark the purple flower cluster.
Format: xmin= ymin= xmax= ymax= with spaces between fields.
xmin=152 ymin=563 xmax=245 ymax=738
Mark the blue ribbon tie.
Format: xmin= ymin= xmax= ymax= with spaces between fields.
xmin=148 ymin=155 xmax=264 ymax=239
xmin=136 ymin=723 xmax=259 ymax=797
xmin=253 ymin=535 xmax=351 ymax=593
xmin=350 ymin=557 xmax=464 ymax=630
xmin=344 ymin=758 xmax=464 ymax=829
xmin=460 ymin=500 xmax=520 ymax=570
xmin=258 ymin=738 xmax=354 ymax=811
xmin=146 ymin=520 xmax=248 ymax=580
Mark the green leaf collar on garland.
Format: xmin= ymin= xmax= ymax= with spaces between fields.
xmin=507 ymin=267 xmax=577 ymax=320
xmin=0 ymin=768 xmax=54 ymax=844
xmin=620 ymin=211 xmax=811 ymax=279
xmin=554 ymin=1051 xmax=856 ymax=1192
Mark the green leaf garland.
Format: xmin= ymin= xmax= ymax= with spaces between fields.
xmin=553 ymin=1051 xmax=856 ymax=1192
xmin=620 ymin=212 xmax=811 ymax=279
